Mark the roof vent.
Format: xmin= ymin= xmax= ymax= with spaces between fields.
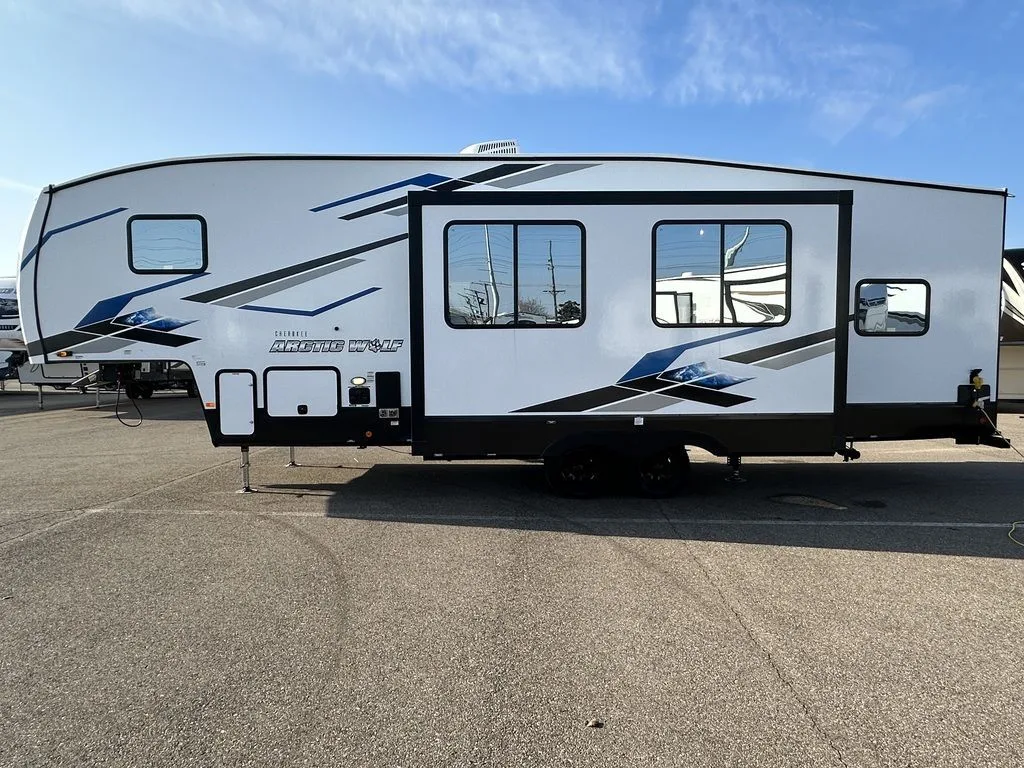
xmin=459 ymin=140 xmax=520 ymax=155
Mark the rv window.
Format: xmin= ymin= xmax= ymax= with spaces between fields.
xmin=653 ymin=222 xmax=789 ymax=327
xmin=128 ymin=216 xmax=207 ymax=273
xmin=855 ymin=280 xmax=929 ymax=336
xmin=445 ymin=222 xmax=584 ymax=328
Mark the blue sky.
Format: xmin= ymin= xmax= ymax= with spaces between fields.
xmin=1 ymin=0 xmax=1022 ymax=277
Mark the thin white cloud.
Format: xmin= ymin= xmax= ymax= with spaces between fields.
xmin=669 ymin=0 xmax=960 ymax=142
xmin=0 ymin=177 xmax=38 ymax=194
xmin=102 ymin=0 xmax=653 ymax=95
xmin=88 ymin=0 xmax=965 ymax=141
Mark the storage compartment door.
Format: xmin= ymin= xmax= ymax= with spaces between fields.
xmin=218 ymin=371 xmax=255 ymax=436
xmin=266 ymin=368 xmax=339 ymax=417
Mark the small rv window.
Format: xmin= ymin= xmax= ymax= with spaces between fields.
xmin=445 ymin=222 xmax=584 ymax=328
xmin=128 ymin=216 xmax=207 ymax=273
xmin=653 ymin=222 xmax=790 ymax=327
xmin=855 ymin=280 xmax=929 ymax=336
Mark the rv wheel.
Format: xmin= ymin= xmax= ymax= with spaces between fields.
xmin=637 ymin=447 xmax=690 ymax=498
xmin=544 ymin=448 xmax=607 ymax=498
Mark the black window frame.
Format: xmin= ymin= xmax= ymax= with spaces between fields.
xmin=854 ymin=278 xmax=931 ymax=337
xmin=442 ymin=220 xmax=586 ymax=330
xmin=651 ymin=219 xmax=792 ymax=329
xmin=127 ymin=214 xmax=209 ymax=275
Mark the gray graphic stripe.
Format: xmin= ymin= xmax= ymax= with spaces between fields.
xmin=489 ymin=163 xmax=598 ymax=188
xmin=183 ymin=233 xmax=407 ymax=304
xmin=71 ymin=336 xmax=135 ymax=353
xmin=213 ymin=258 xmax=363 ymax=307
xmin=592 ymin=393 xmax=681 ymax=412
xmin=754 ymin=339 xmax=835 ymax=370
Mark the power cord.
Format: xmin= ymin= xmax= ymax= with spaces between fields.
xmin=977 ymin=406 xmax=1023 ymax=548
xmin=114 ymin=376 xmax=143 ymax=428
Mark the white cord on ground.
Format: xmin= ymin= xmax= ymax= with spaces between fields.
xmin=977 ymin=406 xmax=1024 ymax=548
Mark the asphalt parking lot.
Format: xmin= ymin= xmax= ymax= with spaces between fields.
xmin=0 ymin=387 xmax=1022 ymax=767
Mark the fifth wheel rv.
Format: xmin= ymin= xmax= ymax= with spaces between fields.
xmin=16 ymin=152 xmax=1008 ymax=495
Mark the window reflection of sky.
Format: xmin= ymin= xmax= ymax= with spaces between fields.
xmin=655 ymin=223 xmax=786 ymax=279
xmin=447 ymin=223 xmax=582 ymax=321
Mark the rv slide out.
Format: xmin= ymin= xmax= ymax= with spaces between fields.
xmin=17 ymin=153 xmax=1007 ymax=495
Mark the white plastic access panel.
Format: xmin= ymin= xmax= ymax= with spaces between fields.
xmin=265 ymin=368 xmax=339 ymax=417
xmin=416 ymin=193 xmax=846 ymax=418
xmin=217 ymin=371 xmax=255 ymax=436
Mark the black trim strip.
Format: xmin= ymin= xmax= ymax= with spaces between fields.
xmin=413 ymin=190 xmax=853 ymax=208
xmin=721 ymin=328 xmax=836 ymax=364
xmin=408 ymin=202 xmax=427 ymax=446
xmin=31 ymin=188 xmax=54 ymax=358
xmin=49 ymin=155 xmax=1007 ymax=198
xmin=182 ymin=233 xmax=408 ymax=304
xmin=834 ymin=201 xmax=853 ymax=437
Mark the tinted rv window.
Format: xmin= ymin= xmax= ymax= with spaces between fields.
xmin=654 ymin=222 xmax=789 ymax=327
xmin=128 ymin=216 xmax=207 ymax=273
xmin=856 ymin=280 xmax=929 ymax=336
xmin=445 ymin=222 xmax=584 ymax=328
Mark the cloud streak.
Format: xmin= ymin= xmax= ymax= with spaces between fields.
xmin=105 ymin=0 xmax=652 ymax=95
xmin=0 ymin=177 xmax=38 ymax=194
xmin=669 ymin=0 xmax=957 ymax=141
xmin=95 ymin=0 xmax=963 ymax=141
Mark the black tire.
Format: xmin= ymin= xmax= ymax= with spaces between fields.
xmin=125 ymin=382 xmax=141 ymax=400
xmin=544 ymin=448 xmax=608 ymax=498
xmin=185 ymin=381 xmax=198 ymax=398
xmin=140 ymin=385 xmax=154 ymax=399
xmin=636 ymin=447 xmax=690 ymax=498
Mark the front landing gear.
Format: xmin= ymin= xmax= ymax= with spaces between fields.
xmin=238 ymin=446 xmax=256 ymax=493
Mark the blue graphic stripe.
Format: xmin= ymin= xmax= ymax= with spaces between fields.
xmin=21 ymin=207 xmax=128 ymax=270
xmin=310 ymin=174 xmax=449 ymax=213
xmin=238 ymin=287 xmax=381 ymax=316
xmin=78 ymin=273 xmax=208 ymax=327
xmin=618 ymin=327 xmax=768 ymax=382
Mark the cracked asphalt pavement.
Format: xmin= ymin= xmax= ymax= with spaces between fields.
xmin=0 ymin=389 xmax=1022 ymax=767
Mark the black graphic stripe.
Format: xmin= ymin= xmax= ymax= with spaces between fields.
xmin=182 ymin=234 xmax=408 ymax=304
xmin=722 ymin=328 xmax=835 ymax=364
xmin=459 ymin=163 xmax=542 ymax=184
xmin=31 ymin=331 xmax=99 ymax=356
xmin=340 ymin=164 xmax=543 ymax=220
xmin=515 ymin=385 xmax=639 ymax=413
xmin=340 ymin=196 xmax=415 ymax=220
xmin=77 ymin=320 xmax=200 ymax=347
xmin=620 ymin=374 xmax=676 ymax=393
xmin=658 ymin=384 xmax=753 ymax=407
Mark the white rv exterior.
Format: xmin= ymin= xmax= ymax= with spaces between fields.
xmin=16 ymin=154 xmax=1007 ymax=493
xmin=0 ymin=277 xmax=25 ymax=353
